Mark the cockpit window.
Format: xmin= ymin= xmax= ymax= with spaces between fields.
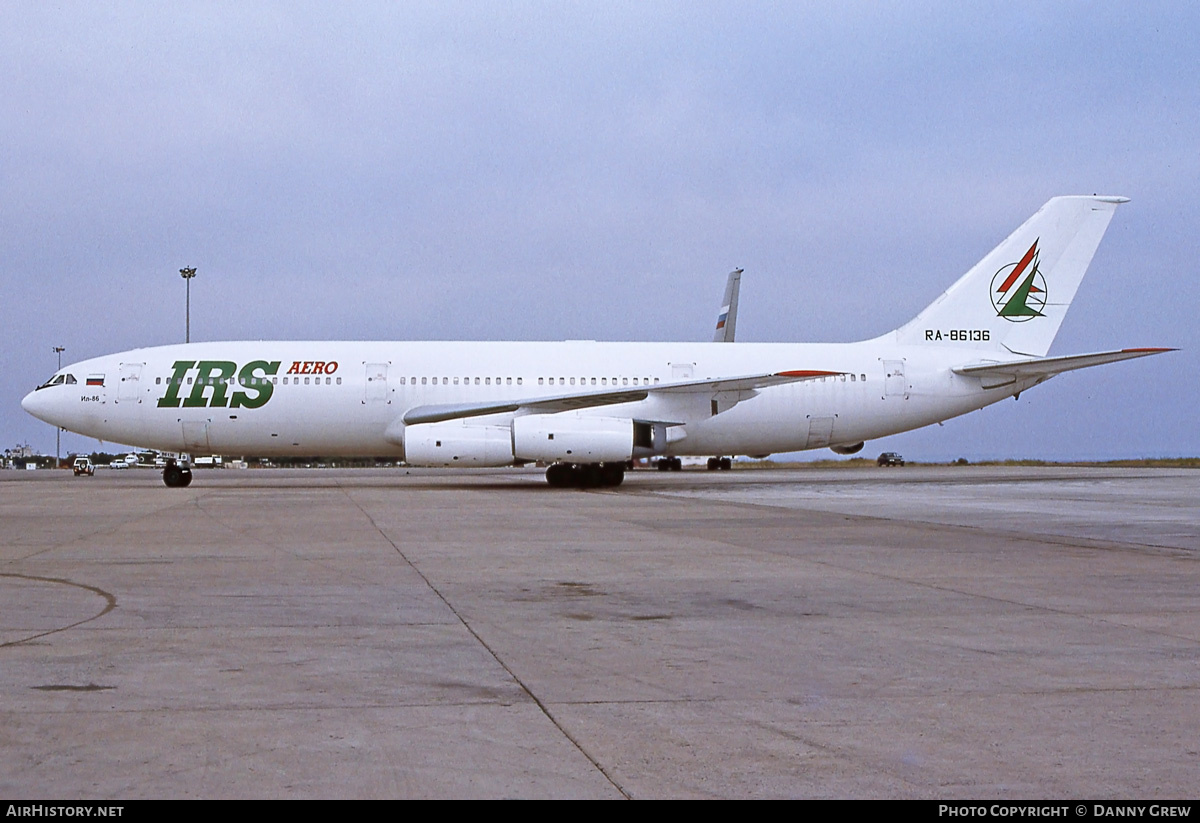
xmin=35 ymin=373 xmax=77 ymax=390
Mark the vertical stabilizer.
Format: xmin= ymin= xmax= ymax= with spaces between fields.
xmin=893 ymin=196 xmax=1126 ymax=357
xmin=713 ymin=268 xmax=743 ymax=342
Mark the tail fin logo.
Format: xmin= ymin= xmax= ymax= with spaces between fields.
xmin=990 ymin=239 xmax=1047 ymax=322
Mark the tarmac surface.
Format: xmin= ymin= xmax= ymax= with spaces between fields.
xmin=1 ymin=465 xmax=1198 ymax=799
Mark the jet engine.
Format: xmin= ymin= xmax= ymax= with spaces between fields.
xmin=512 ymin=415 xmax=635 ymax=463
xmin=404 ymin=421 xmax=514 ymax=467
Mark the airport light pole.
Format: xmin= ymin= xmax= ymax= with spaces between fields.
xmin=52 ymin=346 xmax=65 ymax=467
xmin=179 ymin=267 xmax=197 ymax=343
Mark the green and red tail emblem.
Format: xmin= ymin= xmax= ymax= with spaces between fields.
xmin=990 ymin=239 xmax=1047 ymax=322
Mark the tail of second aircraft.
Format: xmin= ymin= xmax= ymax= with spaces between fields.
xmin=892 ymin=195 xmax=1127 ymax=357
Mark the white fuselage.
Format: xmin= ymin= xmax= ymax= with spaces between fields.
xmin=22 ymin=196 xmax=1164 ymax=479
xmin=22 ymin=338 xmax=1032 ymax=459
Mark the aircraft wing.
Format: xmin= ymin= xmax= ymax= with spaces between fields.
xmin=401 ymin=369 xmax=840 ymax=425
xmin=953 ymin=347 xmax=1176 ymax=385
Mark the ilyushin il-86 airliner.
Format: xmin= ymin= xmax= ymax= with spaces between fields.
xmin=23 ymin=196 xmax=1174 ymax=488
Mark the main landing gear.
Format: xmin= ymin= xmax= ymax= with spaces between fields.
xmin=706 ymin=457 xmax=732 ymax=471
xmin=545 ymin=462 xmax=625 ymax=488
xmin=162 ymin=459 xmax=193 ymax=488
xmin=656 ymin=457 xmax=683 ymax=471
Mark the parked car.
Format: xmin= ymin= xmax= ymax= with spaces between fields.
xmin=877 ymin=452 xmax=905 ymax=467
xmin=72 ymin=457 xmax=95 ymax=476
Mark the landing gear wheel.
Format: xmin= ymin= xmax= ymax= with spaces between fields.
xmin=720 ymin=457 xmax=732 ymax=471
xmin=576 ymin=464 xmax=602 ymax=488
xmin=546 ymin=463 xmax=573 ymax=488
xmin=162 ymin=461 xmax=193 ymax=488
xmin=599 ymin=463 xmax=625 ymax=487
xmin=545 ymin=462 xmax=625 ymax=489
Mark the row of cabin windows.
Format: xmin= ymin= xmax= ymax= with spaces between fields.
xmin=153 ymin=373 xmax=871 ymax=388
xmin=397 ymin=374 xmax=871 ymax=386
xmin=400 ymin=376 xmax=659 ymax=387
xmin=156 ymin=376 xmax=342 ymax=386
xmin=404 ymin=376 xmax=522 ymax=386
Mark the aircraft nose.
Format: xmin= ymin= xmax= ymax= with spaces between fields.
xmin=21 ymin=388 xmax=54 ymax=425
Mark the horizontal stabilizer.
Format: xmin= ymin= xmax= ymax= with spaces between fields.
xmin=402 ymin=370 xmax=841 ymax=425
xmin=953 ymin=347 xmax=1176 ymax=383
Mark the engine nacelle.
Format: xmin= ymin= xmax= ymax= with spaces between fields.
xmin=512 ymin=415 xmax=634 ymax=463
xmin=404 ymin=421 xmax=514 ymax=467
xmin=830 ymin=441 xmax=865 ymax=455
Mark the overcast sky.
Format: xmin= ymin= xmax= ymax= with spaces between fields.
xmin=3 ymin=2 xmax=1197 ymax=461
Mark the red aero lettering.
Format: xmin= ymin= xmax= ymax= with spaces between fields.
xmin=285 ymin=359 xmax=337 ymax=375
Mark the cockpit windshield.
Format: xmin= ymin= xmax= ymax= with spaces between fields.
xmin=36 ymin=373 xmax=76 ymax=390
